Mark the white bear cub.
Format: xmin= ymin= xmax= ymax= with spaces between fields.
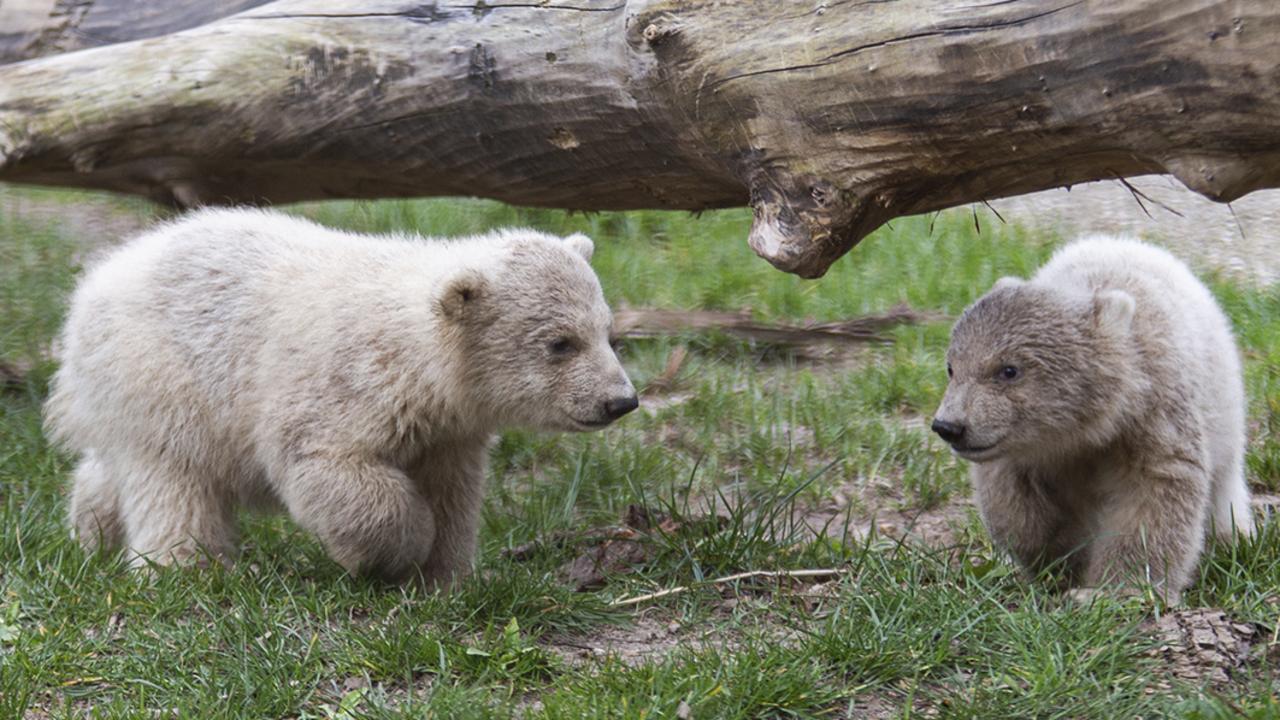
xmin=46 ymin=208 xmax=638 ymax=585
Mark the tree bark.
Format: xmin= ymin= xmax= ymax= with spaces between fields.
xmin=0 ymin=0 xmax=1277 ymax=277
xmin=0 ymin=0 xmax=272 ymax=65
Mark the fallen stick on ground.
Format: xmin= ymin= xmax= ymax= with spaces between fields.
xmin=642 ymin=346 xmax=689 ymax=395
xmin=609 ymin=568 xmax=847 ymax=608
xmin=0 ymin=306 xmax=929 ymax=397
xmin=613 ymin=304 xmax=938 ymax=347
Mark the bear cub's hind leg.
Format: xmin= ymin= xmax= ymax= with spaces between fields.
xmin=114 ymin=454 xmax=239 ymax=568
xmin=69 ymin=450 xmax=124 ymax=552
xmin=1211 ymin=456 xmax=1255 ymax=540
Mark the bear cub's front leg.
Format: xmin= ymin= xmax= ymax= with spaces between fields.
xmin=1079 ymin=451 xmax=1211 ymax=603
xmin=280 ymin=457 xmax=438 ymax=583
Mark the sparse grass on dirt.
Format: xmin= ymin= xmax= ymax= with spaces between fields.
xmin=1 ymin=188 xmax=1277 ymax=718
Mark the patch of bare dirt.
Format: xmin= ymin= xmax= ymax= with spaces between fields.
xmin=836 ymin=694 xmax=908 ymax=720
xmin=800 ymin=478 xmax=977 ymax=549
xmin=542 ymin=614 xmax=697 ymax=667
xmin=502 ymin=505 xmax=704 ymax=593
xmin=511 ymin=505 xmax=839 ymax=668
xmin=1147 ymin=609 xmax=1266 ymax=687
xmin=540 ymin=591 xmax=808 ymax=671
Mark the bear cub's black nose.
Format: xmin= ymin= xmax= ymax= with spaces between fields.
xmin=604 ymin=395 xmax=640 ymax=420
xmin=931 ymin=418 xmax=966 ymax=445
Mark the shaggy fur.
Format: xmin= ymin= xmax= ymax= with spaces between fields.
xmin=932 ymin=236 xmax=1252 ymax=602
xmin=46 ymin=208 xmax=637 ymax=584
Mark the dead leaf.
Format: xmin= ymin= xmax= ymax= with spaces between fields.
xmin=559 ymin=537 xmax=652 ymax=592
xmin=341 ymin=676 xmax=369 ymax=693
xmin=1147 ymin=609 xmax=1262 ymax=686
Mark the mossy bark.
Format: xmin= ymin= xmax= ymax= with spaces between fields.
xmin=1 ymin=0 xmax=1277 ymax=277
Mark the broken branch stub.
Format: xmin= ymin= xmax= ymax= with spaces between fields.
xmin=746 ymin=171 xmax=887 ymax=278
xmin=1 ymin=0 xmax=1279 ymax=277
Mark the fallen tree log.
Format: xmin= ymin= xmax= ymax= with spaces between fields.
xmin=1 ymin=1 xmax=1278 ymax=277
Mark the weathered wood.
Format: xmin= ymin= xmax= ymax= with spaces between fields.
xmin=1 ymin=0 xmax=1278 ymax=277
xmin=0 ymin=0 xmax=272 ymax=65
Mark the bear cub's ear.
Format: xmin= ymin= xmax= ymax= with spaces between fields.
xmin=439 ymin=270 xmax=488 ymax=320
xmin=1093 ymin=289 xmax=1136 ymax=333
xmin=564 ymin=233 xmax=594 ymax=261
xmin=992 ymin=276 xmax=1024 ymax=293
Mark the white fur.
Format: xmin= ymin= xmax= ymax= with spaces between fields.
xmin=46 ymin=208 xmax=636 ymax=583
xmin=1037 ymin=235 xmax=1252 ymax=541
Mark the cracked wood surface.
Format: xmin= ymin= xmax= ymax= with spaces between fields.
xmin=0 ymin=0 xmax=274 ymax=64
xmin=1 ymin=0 xmax=1278 ymax=277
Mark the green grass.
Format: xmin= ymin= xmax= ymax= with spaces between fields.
xmin=2 ymin=188 xmax=1278 ymax=717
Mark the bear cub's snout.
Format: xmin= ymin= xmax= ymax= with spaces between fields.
xmin=603 ymin=394 xmax=640 ymax=421
xmin=929 ymin=418 xmax=965 ymax=446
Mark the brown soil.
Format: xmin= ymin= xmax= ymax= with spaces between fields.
xmin=543 ymin=614 xmax=702 ymax=667
xmin=799 ymin=480 xmax=978 ymax=549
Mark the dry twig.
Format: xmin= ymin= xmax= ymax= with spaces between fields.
xmin=609 ymin=568 xmax=847 ymax=608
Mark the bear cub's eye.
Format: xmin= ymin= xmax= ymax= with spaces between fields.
xmin=999 ymin=365 xmax=1019 ymax=381
xmin=548 ymin=337 xmax=577 ymax=356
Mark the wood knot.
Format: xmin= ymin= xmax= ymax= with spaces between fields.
xmin=642 ymin=22 xmax=677 ymax=46
xmin=548 ymin=127 xmax=580 ymax=150
xmin=745 ymin=170 xmax=872 ymax=278
xmin=809 ymin=182 xmax=838 ymax=208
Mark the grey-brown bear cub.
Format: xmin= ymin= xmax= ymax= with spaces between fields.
xmin=933 ymin=236 xmax=1252 ymax=602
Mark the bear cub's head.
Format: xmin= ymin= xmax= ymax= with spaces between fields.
xmin=440 ymin=230 xmax=638 ymax=432
xmin=931 ymin=276 xmax=1141 ymax=464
